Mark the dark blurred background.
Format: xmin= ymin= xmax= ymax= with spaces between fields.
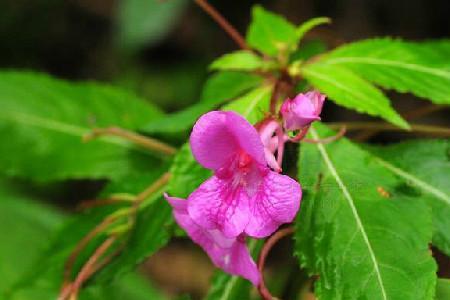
xmin=1 ymin=0 xmax=448 ymax=298
xmin=1 ymin=0 xmax=449 ymax=112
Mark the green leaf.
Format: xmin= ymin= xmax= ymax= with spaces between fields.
xmin=0 ymin=71 xmax=165 ymax=182
xmin=205 ymin=240 xmax=262 ymax=300
xmin=437 ymin=279 xmax=450 ymax=300
xmin=295 ymin=123 xmax=436 ymax=299
xmin=222 ymin=85 xmax=272 ymax=124
xmin=317 ymin=38 xmax=450 ymax=104
xmin=116 ymin=0 xmax=188 ymax=52
xmin=0 ymin=180 xmax=64 ymax=295
xmin=11 ymin=271 xmax=168 ymax=300
xmin=290 ymin=40 xmax=327 ymax=62
xmin=142 ymin=72 xmax=262 ymax=133
xmin=301 ymin=63 xmax=409 ymax=128
xmin=296 ymin=17 xmax=331 ymax=45
xmin=95 ymin=198 xmax=173 ymax=283
xmin=246 ymin=5 xmax=297 ymax=56
xmin=0 ymin=180 xmax=166 ymax=300
xmin=210 ymin=50 xmax=268 ymax=71
xmin=168 ymin=144 xmax=211 ymax=198
xmin=10 ymin=169 xmax=172 ymax=295
xmin=80 ymin=272 xmax=167 ymax=300
xmin=366 ymin=139 xmax=450 ymax=256
xmin=421 ymin=40 xmax=450 ymax=60
xmin=93 ymin=170 xmax=173 ymax=283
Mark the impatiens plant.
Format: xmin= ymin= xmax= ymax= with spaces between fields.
xmin=0 ymin=1 xmax=449 ymax=300
xmin=166 ymin=110 xmax=302 ymax=285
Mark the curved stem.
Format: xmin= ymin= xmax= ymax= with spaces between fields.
xmin=60 ymin=172 xmax=171 ymax=299
xmin=134 ymin=172 xmax=171 ymax=207
xmin=69 ymin=237 xmax=117 ymax=300
xmin=258 ymin=227 xmax=295 ymax=300
xmin=194 ymin=0 xmax=249 ymax=50
xmin=62 ymin=214 xmax=118 ymax=284
xmin=83 ymin=127 xmax=177 ymax=155
xmin=326 ymin=122 xmax=450 ymax=136
xmin=77 ymin=198 xmax=132 ymax=211
xmin=302 ymin=126 xmax=346 ymax=144
xmin=289 ymin=126 xmax=310 ymax=142
xmin=353 ymin=105 xmax=446 ymax=141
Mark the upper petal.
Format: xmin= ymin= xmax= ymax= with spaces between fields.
xmin=190 ymin=111 xmax=265 ymax=170
xmin=187 ymin=176 xmax=251 ymax=238
xmin=245 ymin=171 xmax=302 ymax=238
xmin=164 ymin=195 xmax=260 ymax=285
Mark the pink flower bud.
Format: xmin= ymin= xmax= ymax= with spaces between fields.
xmin=280 ymin=91 xmax=326 ymax=130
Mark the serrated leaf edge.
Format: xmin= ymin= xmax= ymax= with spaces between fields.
xmin=310 ymin=127 xmax=388 ymax=300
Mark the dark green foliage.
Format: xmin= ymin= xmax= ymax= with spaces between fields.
xmin=295 ymin=124 xmax=436 ymax=299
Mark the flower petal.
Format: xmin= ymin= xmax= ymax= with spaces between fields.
xmin=187 ymin=176 xmax=250 ymax=238
xmin=164 ymin=195 xmax=260 ymax=285
xmin=190 ymin=111 xmax=265 ymax=170
xmin=245 ymin=171 xmax=302 ymax=238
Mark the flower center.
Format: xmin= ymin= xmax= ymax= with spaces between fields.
xmin=237 ymin=151 xmax=252 ymax=174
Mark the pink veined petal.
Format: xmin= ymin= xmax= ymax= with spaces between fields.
xmin=187 ymin=176 xmax=251 ymax=238
xmin=190 ymin=111 xmax=265 ymax=170
xmin=164 ymin=195 xmax=260 ymax=285
xmin=225 ymin=236 xmax=260 ymax=285
xmin=245 ymin=171 xmax=302 ymax=238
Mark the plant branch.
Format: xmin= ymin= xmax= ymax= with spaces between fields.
xmin=83 ymin=127 xmax=177 ymax=155
xmin=258 ymin=227 xmax=295 ymax=300
xmin=69 ymin=237 xmax=117 ymax=300
xmin=194 ymin=0 xmax=249 ymax=50
xmin=61 ymin=172 xmax=171 ymax=298
xmin=62 ymin=214 xmax=119 ymax=284
xmin=353 ymin=104 xmax=446 ymax=141
xmin=326 ymin=122 xmax=450 ymax=136
xmin=134 ymin=172 xmax=171 ymax=207
xmin=302 ymin=126 xmax=346 ymax=144
xmin=77 ymin=198 xmax=132 ymax=211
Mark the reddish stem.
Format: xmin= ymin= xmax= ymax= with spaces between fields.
xmin=194 ymin=0 xmax=249 ymax=50
xmin=258 ymin=227 xmax=295 ymax=300
xmin=68 ymin=237 xmax=116 ymax=300
xmin=62 ymin=214 xmax=118 ymax=284
xmin=289 ymin=126 xmax=311 ymax=143
xmin=77 ymin=198 xmax=128 ymax=211
xmin=302 ymin=126 xmax=346 ymax=144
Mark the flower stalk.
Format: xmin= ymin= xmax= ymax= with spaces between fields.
xmin=83 ymin=127 xmax=177 ymax=155
xmin=194 ymin=0 xmax=249 ymax=50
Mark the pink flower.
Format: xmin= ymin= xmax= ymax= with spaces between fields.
xmin=165 ymin=111 xmax=301 ymax=284
xmin=280 ymin=91 xmax=326 ymax=130
xmin=166 ymin=195 xmax=260 ymax=285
